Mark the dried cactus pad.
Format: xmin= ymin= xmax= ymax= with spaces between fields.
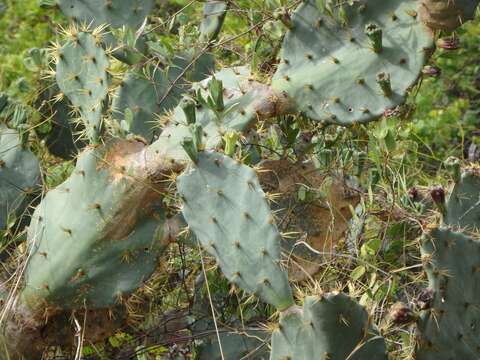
xmin=420 ymin=0 xmax=479 ymax=30
xmin=417 ymin=227 xmax=480 ymax=360
xmin=177 ymin=151 xmax=294 ymax=310
xmin=270 ymin=293 xmax=388 ymax=360
xmin=272 ymin=0 xmax=434 ymax=126
xmin=58 ymin=0 xmax=153 ymax=29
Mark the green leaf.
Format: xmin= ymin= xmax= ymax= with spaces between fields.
xmin=351 ymin=265 xmax=366 ymax=281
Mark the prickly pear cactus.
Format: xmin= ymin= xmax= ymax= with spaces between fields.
xmin=58 ymin=0 xmax=153 ymax=30
xmin=420 ymin=0 xmax=480 ymax=30
xmin=270 ymin=293 xmax=388 ymax=360
xmin=272 ymin=0 xmax=434 ymax=126
xmin=55 ymin=30 xmax=110 ymax=143
xmin=444 ymin=167 xmax=480 ymax=230
xmin=200 ymin=1 xmax=228 ymax=42
xmin=112 ymin=52 xmax=214 ymax=139
xmin=416 ymin=227 xmax=480 ymax=359
xmin=177 ymin=151 xmax=294 ymax=310
xmin=0 ymin=124 xmax=40 ymax=230
xmin=21 ymin=140 xmax=170 ymax=309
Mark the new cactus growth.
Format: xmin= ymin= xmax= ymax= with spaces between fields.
xmin=272 ymin=0 xmax=434 ymax=126
xmin=146 ymin=66 xmax=291 ymax=163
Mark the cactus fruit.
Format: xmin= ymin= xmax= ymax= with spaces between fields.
xmin=21 ymin=140 xmax=174 ymax=310
xmin=270 ymin=293 xmax=388 ymax=360
xmin=420 ymin=0 xmax=480 ymax=30
xmin=0 ymin=124 xmax=40 ymax=230
xmin=55 ymin=29 xmax=110 ymax=143
xmin=177 ymin=151 xmax=294 ymax=310
xmin=57 ymin=0 xmax=153 ymax=30
xmin=272 ymin=0 xmax=434 ymax=126
xmin=416 ymin=227 xmax=480 ymax=359
xmin=112 ymin=52 xmax=214 ymax=139
xmin=199 ymin=1 xmax=228 ymax=42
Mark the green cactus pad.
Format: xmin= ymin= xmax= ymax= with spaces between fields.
xmin=112 ymin=52 xmax=214 ymax=140
xmin=272 ymin=0 xmax=434 ymax=126
xmin=177 ymin=151 xmax=294 ymax=310
xmin=416 ymin=227 xmax=480 ymax=359
xmin=21 ymin=141 xmax=169 ymax=309
xmin=444 ymin=168 xmax=480 ymax=230
xmin=200 ymin=1 xmax=228 ymax=42
xmin=0 ymin=125 xmax=40 ymax=230
xmin=198 ymin=329 xmax=269 ymax=360
xmin=146 ymin=66 xmax=262 ymax=162
xmin=58 ymin=0 xmax=153 ymax=30
xmin=55 ymin=31 xmax=110 ymax=142
xmin=270 ymin=293 xmax=388 ymax=360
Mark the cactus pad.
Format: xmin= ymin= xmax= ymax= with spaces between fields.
xmin=58 ymin=0 xmax=153 ymax=30
xmin=270 ymin=293 xmax=387 ymax=360
xmin=444 ymin=168 xmax=480 ymax=230
xmin=21 ymin=141 xmax=169 ymax=309
xmin=177 ymin=151 xmax=294 ymax=310
xmin=0 ymin=125 xmax=40 ymax=230
xmin=200 ymin=1 xmax=228 ymax=42
xmin=416 ymin=227 xmax=480 ymax=359
xmin=55 ymin=31 xmax=110 ymax=142
xmin=272 ymin=0 xmax=434 ymax=126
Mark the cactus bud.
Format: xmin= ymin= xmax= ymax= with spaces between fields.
xmin=389 ymin=302 xmax=416 ymax=324
xmin=376 ymin=72 xmax=392 ymax=97
xmin=181 ymin=98 xmax=197 ymax=125
xmin=408 ymin=187 xmax=420 ymax=202
xmin=430 ymin=185 xmax=446 ymax=214
xmin=223 ymin=131 xmax=240 ymax=157
xmin=437 ymin=37 xmax=460 ymax=50
xmin=415 ymin=288 xmax=435 ymax=310
xmin=365 ymin=23 xmax=383 ymax=53
xmin=444 ymin=156 xmax=461 ymax=182
xmin=208 ymin=77 xmax=224 ymax=112
xmin=275 ymin=8 xmax=293 ymax=29
xmin=181 ymin=137 xmax=198 ymax=164
xmin=422 ymin=65 xmax=442 ymax=78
